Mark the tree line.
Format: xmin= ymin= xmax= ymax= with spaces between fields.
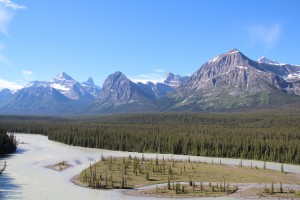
xmin=0 ymin=128 xmax=17 ymax=154
xmin=0 ymin=112 xmax=300 ymax=164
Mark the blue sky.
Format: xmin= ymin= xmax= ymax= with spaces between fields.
xmin=0 ymin=0 xmax=300 ymax=89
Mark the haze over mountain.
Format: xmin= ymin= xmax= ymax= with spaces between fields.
xmin=0 ymin=49 xmax=300 ymax=115
xmin=0 ymin=72 xmax=101 ymax=114
xmin=0 ymin=70 xmax=187 ymax=114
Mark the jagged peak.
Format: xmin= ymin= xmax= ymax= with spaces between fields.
xmin=258 ymin=56 xmax=280 ymax=65
xmin=227 ymin=48 xmax=240 ymax=54
xmin=164 ymin=72 xmax=187 ymax=80
xmin=0 ymin=88 xmax=12 ymax=92
xmin=54 ymin=71 xmax=74 ymax=81
xmin=0 ymin=88 xmax=13 ymax=95
xmin=113 ymin=71 xmax=128 ymax=79
xmin=102 ymin=71 xmax=131 ymax=87
xmin=86 ymin=77 xmax=94 ymax=85
xmin=113 ymin=71 xmax=123 ymax=76
xmin=209 ymin=48 xmax=245 ymax=63
xmin=163 ymin=72 xmax=189 ymax=87
xmin=108 ymin=71 xmax=128 ymax=80
xmin=164 ymin=72 xmax=183 ymax=82
xmin=25 ymin=80 xmax=48 ymax=88
xmin=165 ymin=72 xmax=174 ymax=79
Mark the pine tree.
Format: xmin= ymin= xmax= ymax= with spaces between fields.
xmin=105 ymin=173 xmax=108 ymax=188
xmin=200 ymin=182 xmax=203 ymax=191
xmin=145 ymin=171 xmax=149 ymax=180
xmin=280 ymin=182 xmax=283 ymax=193
xmin=271 ymin=182 xmax=274 ymax=194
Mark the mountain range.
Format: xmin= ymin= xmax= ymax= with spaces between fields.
xmin=0 ymin=70 xmax=188 ymax=114
xmin=1 ymin=48 xmax=300 ymax=115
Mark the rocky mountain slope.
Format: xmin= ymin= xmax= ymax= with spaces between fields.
xmin=91 ymin=71 xmax=157 ymax=113
xmin=90 ymin=71 xmax=189 ymax=113
xmin=0 ymin=72 xmax=101 ymax=114
xmin=159 ymin=49 xmax=300 ymax=111
xmin=136 ymin=72 xmax=189 ymax=99
xmin=0 ymin=49 xmax=300 ymax=115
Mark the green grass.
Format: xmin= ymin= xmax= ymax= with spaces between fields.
xmin=255 ymin=187 xmax=300 ymax=199
xmin=141 ymin=183 xmax=237 ymax=197
xmin=78 ymin=155 xmax=300 ymax=191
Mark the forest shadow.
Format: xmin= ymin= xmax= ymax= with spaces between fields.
xmin=15 ymin=147 xmax=27 ymax=155
xmin=0 ymin=173 xmax=22 ymax=199
xmin=0 ymin=147 xmax=27 ymax=159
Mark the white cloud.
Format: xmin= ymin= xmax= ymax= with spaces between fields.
xmin=246 ymin=24 xmax=281 ymax=49
xmin=0 ymin=78 xmax=23 ymax=90
xmin=130 ymin=70 xmax=166 ymax=84
xmin=0 ymin=0 xmax=26 ymax=35
xmin=0 ymin=2 xmax=25 ymax=64
xmin=22 ymin=70 xmax=32 ymax=75
xmin=153 ymin=69 xmax=166 ymax=73
xmin=0 ymin=7 xmax=13 ymax=35
xmin=22 ymin=70 xmax=34 ymax=81
xmin=0 ymin=0 xmax=26 ymax=10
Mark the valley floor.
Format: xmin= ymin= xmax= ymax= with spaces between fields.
xmin=73 ymin=156 xmax=300 ymax=199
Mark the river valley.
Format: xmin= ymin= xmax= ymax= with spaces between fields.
xmin=0 ymin=134 xmax=300 ymax=200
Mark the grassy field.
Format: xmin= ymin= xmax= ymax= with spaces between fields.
xmin=77 ymin=155 xmax=300 ymax=197
xmin=136 ymin=182 xmax=239 ymax=197
xmin=243 ymin=187 xmax=300 ymax=199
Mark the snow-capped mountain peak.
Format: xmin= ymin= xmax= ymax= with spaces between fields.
xmin=50 ymin=83 xmax=70 ymax=92
xmin=258 ymin=56 xmax=280 ymax=65
xmin=81 ymin=77 xmax=101 ymax=98
xmin=19 ymin=72 xmax=101 ymax=100
xmin=25 ymin=81 xmax=48 ymax=88
xmin=54 ymin=71 xmax=74 ymax=81
xmin=228 ymin=48 xmax=240 ymax=54
xmin=209 ymin=48 xmax=242 ymax=63
xmin=164 ymin=72 xmax=189 ymax=87
xmin=51 ymin=72 xmax=76 ymax=95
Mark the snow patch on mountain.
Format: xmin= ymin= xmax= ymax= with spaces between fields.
xmin=54 ymin=71 xmax=74 ymax=81
xmin=258 ymin=56 xmax=283 ymax=65
xmin=228 ymin=49 xmax=239 ymax=54
xmin=50 ymin=83 xmax=70 ymax=91
xmin=286 ymin=72 xmax=300 ymax=80
xmin=209 ymin=56 xmax=220 ymax=63
xmin=209 ymin=48 xmax=241 ymax=63
xmin=18 ymin=72 xmax=101 ymax=100
xmin=238 ymin=66 xmax=248 ymax=70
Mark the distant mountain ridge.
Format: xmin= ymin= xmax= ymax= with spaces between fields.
xmin=159 ymin=49 xmax=300 ymax=111
xmin=136 ymin=72 xmax=189 ymax=100
xmin=0 ymin=72 xmax=102 ymax=114
xmin=0 ymin=71 xmax=187 ymax=114
xmin=90 ymin=71 xmax=188 ymax=113
xmin=1 ymin=49 xmax=300 ymax=115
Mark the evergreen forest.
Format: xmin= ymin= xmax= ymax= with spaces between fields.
xmin=0 ymin=128 xmax=17 ymax=154
xmin=0 ymin=111 xmax=300 ymax=164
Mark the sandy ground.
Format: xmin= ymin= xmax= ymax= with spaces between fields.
xmin=46 ymin=161 xmax=72 ymax=172
xmin=71 ymin=175 xmax=89 ymax=187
